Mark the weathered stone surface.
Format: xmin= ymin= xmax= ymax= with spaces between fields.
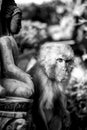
xmin=0 ymin=97 xmax=33 ymax=130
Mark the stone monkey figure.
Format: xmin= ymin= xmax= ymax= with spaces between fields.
xmin=28 ymin=42 xmax=74 ymax=130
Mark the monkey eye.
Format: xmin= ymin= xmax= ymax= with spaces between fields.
xmin=57 ymin=58 xmax=64 ymax=62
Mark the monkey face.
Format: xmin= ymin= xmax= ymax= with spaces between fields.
xmin=55 ymin=56 xmax=74 ymax=83
xmin=38 ymin=42 xmax=74 ymax=84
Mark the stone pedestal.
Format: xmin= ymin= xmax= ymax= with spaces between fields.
xmin=0 ymin=97 xmax=33 ymax=130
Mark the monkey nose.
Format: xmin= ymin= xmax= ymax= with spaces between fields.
xmin=62 ymin=62 xmax=66 ymax=68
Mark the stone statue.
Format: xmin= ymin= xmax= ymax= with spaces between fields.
xmin=0 ymin=36 xmax=34 ymax=98
xmin=0 ymin=0 xmax=34 ymax=129
xmin=0 ymin=0 xmax=34 ymax=99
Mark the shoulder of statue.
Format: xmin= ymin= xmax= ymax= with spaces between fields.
xmin=0 ymin=36 xmax=19 ymax=59
xmin=7 ymin=36 xmax=18 ymax=51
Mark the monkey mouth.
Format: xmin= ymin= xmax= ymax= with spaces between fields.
xmin=56 ymin=72 xmax=69 ymax=81
xmin=56 ymin=78 xmax=68 ymax=83
xmin=62 ymin=78 xmax=68 ymax=82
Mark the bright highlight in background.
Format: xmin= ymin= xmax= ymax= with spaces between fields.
xmin=15 ymin=0 xmax=52 ymax=4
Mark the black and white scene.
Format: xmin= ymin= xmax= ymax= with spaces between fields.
xmin=0 ymin=0 xmax=87 ymax=129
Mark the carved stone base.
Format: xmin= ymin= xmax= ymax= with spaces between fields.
xmin=0 ymin=97 xmax=33 ymax=130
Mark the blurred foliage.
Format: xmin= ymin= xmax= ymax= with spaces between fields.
xmin=16 ymin=0 xmax=87 ymax=51
xmin=65 ymin=57 xmax=87 ymax=130
xmin=15 ymin=20 xmax=48 ymax=52
xmin=18 ymin=0 xmax=87 ymax=24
